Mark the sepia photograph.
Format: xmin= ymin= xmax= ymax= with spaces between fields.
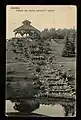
xmin=6 ymin=5 xmax=76 ymax=117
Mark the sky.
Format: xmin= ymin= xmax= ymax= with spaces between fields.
xmin=6 ymin=5 xmax=77 ymax=39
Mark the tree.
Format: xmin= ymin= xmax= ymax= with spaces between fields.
xmin=40 ymin=28 xmax=50 ymax=38
xmin=56 ymin=29 xmax=64 ymax=39
xmin=62 ymin=32 xmax=76 ymax=57
xmin=49 ymin=28 xmax=57 ymax=39
xmin=40 ymin=28 xmax=76 ymax=40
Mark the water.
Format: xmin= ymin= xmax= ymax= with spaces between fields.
xmin=32 ymin=104 xmax=65 ymax=117
xmin=5 ymin=100 xmax=18 ymax=113
xmin=5 ymin=100 xmax=65 ymax=117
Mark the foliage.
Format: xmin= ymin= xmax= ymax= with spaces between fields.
xmin=6 ymin=33 xmax=76 ymax=113
xmin=40 ymin=28 xmax=76 ymax=41
xmin=62 ymin=32 xmax=76 ymax=57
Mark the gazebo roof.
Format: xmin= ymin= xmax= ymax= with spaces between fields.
xmin=22 ymin=20 xmax=31 ymax=25
xmin=13 ymin=20 xmax=41 ymax=34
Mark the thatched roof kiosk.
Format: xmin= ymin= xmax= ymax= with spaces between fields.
xmin=13 ymin=20 xmax=41 ymax=38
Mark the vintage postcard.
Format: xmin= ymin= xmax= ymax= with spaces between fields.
xmin=6 ymin=5 xmax=77 ymax=117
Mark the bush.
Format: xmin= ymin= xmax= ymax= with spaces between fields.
xmin=62 ymin=32 xmax=76 ymax=57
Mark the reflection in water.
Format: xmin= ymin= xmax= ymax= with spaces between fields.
xmin=32 ymin=104 xmax=65 ymax=117
xmin=5 ymin=100 xmax=18 ymax=113
xmin=5 ymin=100 xmax=65 ymax=117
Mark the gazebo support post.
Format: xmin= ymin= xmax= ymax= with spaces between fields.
xmin=15 ymin=32 xmax=16 ymax=38
xmin=26 ymin=33 xmax=27 ymax=37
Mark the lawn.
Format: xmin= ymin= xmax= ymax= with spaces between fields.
xmin=6 ymin=38 xmax=76 ymax=76
xmin=50 ymin=39 xmax=76 ymax=74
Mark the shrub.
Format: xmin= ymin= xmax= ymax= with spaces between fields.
xmin=62 ymin=32 xmax=76 ymax=57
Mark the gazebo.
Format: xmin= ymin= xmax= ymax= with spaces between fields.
xmin=13 ymin=20 xmax=41 ymax=38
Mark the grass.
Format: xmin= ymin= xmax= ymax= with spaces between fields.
xmin=6 ymin=38 xmax=76 ymax=102
xmin=54 ymin=39 xmax=65 ymax=44
xmin=6 ymin=38 xmax=76 ymax=75
xmin=50 ymin=39 xmax=76 ymax=75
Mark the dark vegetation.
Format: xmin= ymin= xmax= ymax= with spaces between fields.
xmin=40 ymin=28 xmax=76 ymax=40
xmin=40 ymin=28 xmax=76 ymax=57
xmin=62 ymin=32 xmax=76 ymax=57
xmin=6 ymin=37 xmax=75 ymax=98
xmin=6 ymin=28 xmax=76 ymax=115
